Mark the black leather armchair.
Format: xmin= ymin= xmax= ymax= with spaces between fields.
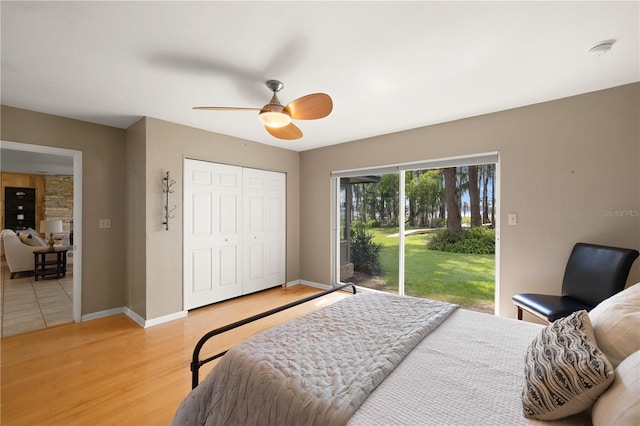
xmin=512 ymin=243 xmax=639 ymax=322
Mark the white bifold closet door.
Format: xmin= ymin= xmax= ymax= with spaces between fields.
xmin=242 ymin=167 xmax=286 ymax=294
xmin=183 ymin=159 xmax=286 ymax=310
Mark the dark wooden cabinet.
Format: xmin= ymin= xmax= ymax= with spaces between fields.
xmin=4 ymin=187 xmax=36 ymax=231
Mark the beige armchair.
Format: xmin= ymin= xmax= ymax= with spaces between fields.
xmin=1 ymin=229 xmax=47 ymax=278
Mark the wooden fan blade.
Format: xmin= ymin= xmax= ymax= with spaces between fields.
xmin=285 ymin=93 xmax=333 ymax=120
xmin=193 ymin=106 xmax=261 ymax=111
xmin=264 ymin=122 xmax=303 ymax=140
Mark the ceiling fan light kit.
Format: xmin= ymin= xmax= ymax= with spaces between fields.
xmin=259 ymin=110 xmax=292 ymax=128
xmin=193 ymin=79 xmax=333 ymax=140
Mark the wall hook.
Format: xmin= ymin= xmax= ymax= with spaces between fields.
xmin=162 ymin=171 xmax=176 ymax=230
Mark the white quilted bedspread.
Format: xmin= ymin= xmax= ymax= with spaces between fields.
xmin=348 ymin=309 xmax=592 ymax=426
xmin=172 ymin=291 xmax=457 ymax=426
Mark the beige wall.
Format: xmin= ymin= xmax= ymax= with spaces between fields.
xmin=124 ymin=118 xmax=147 ymax=318
xmin=1 ymin=108 xmax=300 ymax=321
xmin=2 ymin=83 xmax=637 ymax=322
xmin=299 ymin=83 xmax=640 ymax=319
xmin=141 ymin=117 xmax=300 ymax=319
xmin=1 ymin=106 xmax=127 ymax=315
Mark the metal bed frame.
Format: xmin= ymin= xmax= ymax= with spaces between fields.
xmin=190 ymin=283 xmax=357 ymax=388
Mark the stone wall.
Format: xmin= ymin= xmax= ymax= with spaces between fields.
xmin=44 ymin=175 xmax=74 ymax=243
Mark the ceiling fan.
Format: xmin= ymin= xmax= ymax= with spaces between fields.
xmin=193 ymin=80 xmax=332 ymax=140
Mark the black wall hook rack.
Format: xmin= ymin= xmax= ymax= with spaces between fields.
xmin=162 ymin=171 xmax=176 ymax=230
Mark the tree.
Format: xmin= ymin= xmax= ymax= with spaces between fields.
xmin=443 ymin=167 xmax=461 ymax=232
xmin=491 ymin=164 xmax=495 ymax=225
xmin=481 ymin=165 xmax=490 ymax=225
xmin=379 ymin=174 xmax=399 ymax=226
xmin=406 ymin=171 xmax=417 ymax=226
xmin=422 ymin=170 xmax=445 ymax=227
xmin=405 ymin=170 xmax=444 ymax=228
xmin=468 ymin=165 xmax=482 ymax=227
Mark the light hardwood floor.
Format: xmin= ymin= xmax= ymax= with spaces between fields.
xmin=1 ymin=284 xmax=350 ymax=425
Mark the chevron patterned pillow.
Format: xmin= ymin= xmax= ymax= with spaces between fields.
xmin=522 ymin=310 xmax=614 ymax=420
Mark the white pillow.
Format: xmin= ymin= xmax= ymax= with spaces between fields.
xmin=17 ymin=227 xmax=35 ymax=234
xmin=32 ymin=232 xmax=47 ymax=246
xmin=522 ymin=310 xmax=614 ymax=420
xmin=592 ymin=350 xmax=640 ymax=426
xmin=18 ymin=232 xmax=46 ymax=247
xmin=589 ymin=283 xmax=640 ymax=368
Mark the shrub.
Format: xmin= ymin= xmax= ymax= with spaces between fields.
xmin=427 ymin=227 xmax=495 ymax=254
xmin=429 ymin=217 xmax=446 ymax=228
xmin=350 ymin=223 xmax=383 ymax=275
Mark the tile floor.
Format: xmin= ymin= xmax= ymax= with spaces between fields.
xmin=1 ymin=262 xmax=73 ymax=337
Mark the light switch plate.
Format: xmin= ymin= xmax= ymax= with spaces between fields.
xmin=508 ymin=213 xmax=517 ymax=225
xmin=99 ymin=219 xmax=111 ymax=229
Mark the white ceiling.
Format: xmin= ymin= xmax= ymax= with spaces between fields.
xmin=1 ymin=1 xmax=638 ymax=152
xmin=0 ymin=148 xmax=73 ymax=175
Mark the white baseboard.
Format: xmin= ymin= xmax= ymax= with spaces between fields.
xmin=82 ymin=306 xmax=187 ymax=328
xmin=143 ymin=310 xmax=188 ymax=328
xmin=296 ymin=280 xmax=331 ymax=290
xmin=81 ymin=307 xmax=124 ymax=322
xmin=124 ymin=307 xmax=188 ymax=328
xmin=284 ymin=279 xmax=300 ymax=288
xmin=124 ymin=307 xmax=146 ymax=327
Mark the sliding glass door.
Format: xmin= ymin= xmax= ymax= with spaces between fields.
xmin=338 ymin=174 xmax=400 ymax=294
xmin=333 ymin=154 xmax=499 ymax=313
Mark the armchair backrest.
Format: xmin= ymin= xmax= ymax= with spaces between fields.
xmin=562 ymin=243 xmax=639 ymax=308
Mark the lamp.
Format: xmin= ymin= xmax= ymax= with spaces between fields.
xmin=40 ymin=220 xmax=63 ymax=249
xmin=258 ymin=110 xmax=292 ymax=128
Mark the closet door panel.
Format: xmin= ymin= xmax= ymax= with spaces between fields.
xmin=248 ymin=243 xmax=264 ymax=279
xmin=191 ymin=193 xmax=212 ymax=234
xmin=243 ymin=169 xmax=267 ymax=294
xmin=185 ymin=160 xmax=286 ymax=306
xmin=184 ymin=160 xmax=243 ymax=309
xmin=191 ymin=248 xmax=213 ymax=292
xmin=243 ymin=168 xmax=286 ymax=294
xmin=218 ymin=245 xmax=239 ymax=286
xmin=265 ymin=173 xmax=286 ymax=287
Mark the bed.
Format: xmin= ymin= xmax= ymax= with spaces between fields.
xmin=173 ymin=283 xmax=640 ymax=426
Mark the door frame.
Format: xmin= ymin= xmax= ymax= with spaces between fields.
xmin=1 ymin=140 xmax=83 ymax=322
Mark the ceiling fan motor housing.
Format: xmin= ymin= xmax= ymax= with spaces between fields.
xmin=265 ymin=79 xmax=285 ymax=93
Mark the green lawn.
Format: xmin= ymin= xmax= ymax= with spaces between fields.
xmin=366 ymin=227 xmax=495 ymax=313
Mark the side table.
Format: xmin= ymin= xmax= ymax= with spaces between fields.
xmin=33 ymin=247 xmax=68 ymax=281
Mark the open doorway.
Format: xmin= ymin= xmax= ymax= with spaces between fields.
xmin=333 ymin=153 xmax=499 ymax=314
xmin=0 ymin=140 xmax=82 ymax=333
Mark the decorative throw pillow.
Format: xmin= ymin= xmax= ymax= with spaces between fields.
xmin=592 ymin=350 xmax=640 ymax=426
xmin=32 ymin=232 xmax=47 ymax=246
xmin=589 ymin=283 xmax=640 ymax=368
xmin=17 ymin=227 xmax=37 ymax=238
xmin=522 ymin=310 xmax=614 ymax=420
xmin=19 ymin=232 xmax=43 ymax=247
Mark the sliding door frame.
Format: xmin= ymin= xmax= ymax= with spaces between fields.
xmin=331 ymin=152 xmax=501 ymax=313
